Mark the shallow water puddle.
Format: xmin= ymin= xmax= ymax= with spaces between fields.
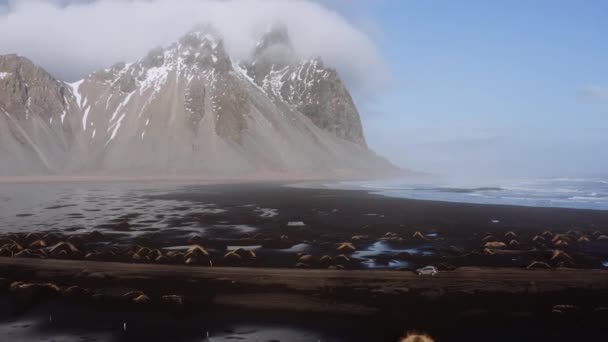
xmin=212 ymin=224 xmax=257 ymax=234
xmin=361 ymin=259 xmax=411 ymax=269
xmin=208 ymin=325 xmax=338 ymax=342
xmin=0 ymin=181 xmax=230 ymax=237
xmin=255 ymin=207 xmax=279 ymax=218
xmin=279 ymin=243 xmax=312 ymax=253
xmin=227 ymin=245 xmax=262 ymax=251
xmin=161 ymin=245 xmax=190 ymax=251
xmin=354 ymin=241 xmax=434 ymax=257
xmin=352 ymin=241 xmax=434 ymax=269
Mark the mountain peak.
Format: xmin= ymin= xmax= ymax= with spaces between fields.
xmin=129 ymin=26 xmax=232 ymax=79
xmin=242 ymin=29 xmax=367 ymax=147
xmin=247 ymin=23 xmax=296 ymax=86
xmin=255 ymin=22 xmax=292 ymax=53
xmin=179 ymin=25 xmax=223 ymax=50
xmin=0 ymin=53 xmax=70 ymax=120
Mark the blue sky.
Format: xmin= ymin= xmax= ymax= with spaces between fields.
xmin=327 ymin=0 xmax=608 ymax=179
xmin=1 ymin=0 xmax=606 ymax=180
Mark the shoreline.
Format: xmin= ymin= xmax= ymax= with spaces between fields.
xmin=292 ymin=179 xmax=608 ymax=212
xmin=0 ymin=172 xmax=405 ymax=185
xmin=3 ymin=176 xmax=606 ymax=213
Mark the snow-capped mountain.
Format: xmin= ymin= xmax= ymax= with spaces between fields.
xmin=0 ymin=26 xmax=398 ymax=178
xmin=245 ymin=24 xmax=366 ymax=147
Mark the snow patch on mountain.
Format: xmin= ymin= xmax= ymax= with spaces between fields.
xmin=68 ymin=79 xmax=84 ymax=108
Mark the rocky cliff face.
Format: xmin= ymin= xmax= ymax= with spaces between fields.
xmin=244 ymin=25 xmax=367 ymax=147
xmin=0 ymin=27 xmax=396 ymax=178
xmin=0 ymin=55 xmax=79 ymax=175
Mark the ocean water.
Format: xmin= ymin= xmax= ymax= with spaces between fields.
xmin=329 ymin=178 xmax=608 ymax=211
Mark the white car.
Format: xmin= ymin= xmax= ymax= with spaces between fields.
xmin=416 ymin=266 xmax=439 ymax=276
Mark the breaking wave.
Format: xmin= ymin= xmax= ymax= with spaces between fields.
xmin=330 ymin=177 xmax=608 ymax=210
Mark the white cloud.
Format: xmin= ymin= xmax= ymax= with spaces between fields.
xmin=0 ymin=0 xmax=389 ymax=97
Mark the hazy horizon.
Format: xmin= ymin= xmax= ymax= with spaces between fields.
xmin=1 ymin=0 xmax=606 ymax=181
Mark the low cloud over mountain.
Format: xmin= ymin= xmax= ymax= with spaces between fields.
xmin=0 ymin=0 xmax=389 ymax=97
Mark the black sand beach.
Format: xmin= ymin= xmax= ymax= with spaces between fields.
xmin=1 ymin=182 xmax=608 ymax=341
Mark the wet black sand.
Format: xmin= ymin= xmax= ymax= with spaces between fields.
xmin=1 ymin=258 xmax=608 ymax=341
xmin=1 ymin=182 xmax=608 ymax=341
xmin=122 ymin=182 xmax=608 ymax=270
